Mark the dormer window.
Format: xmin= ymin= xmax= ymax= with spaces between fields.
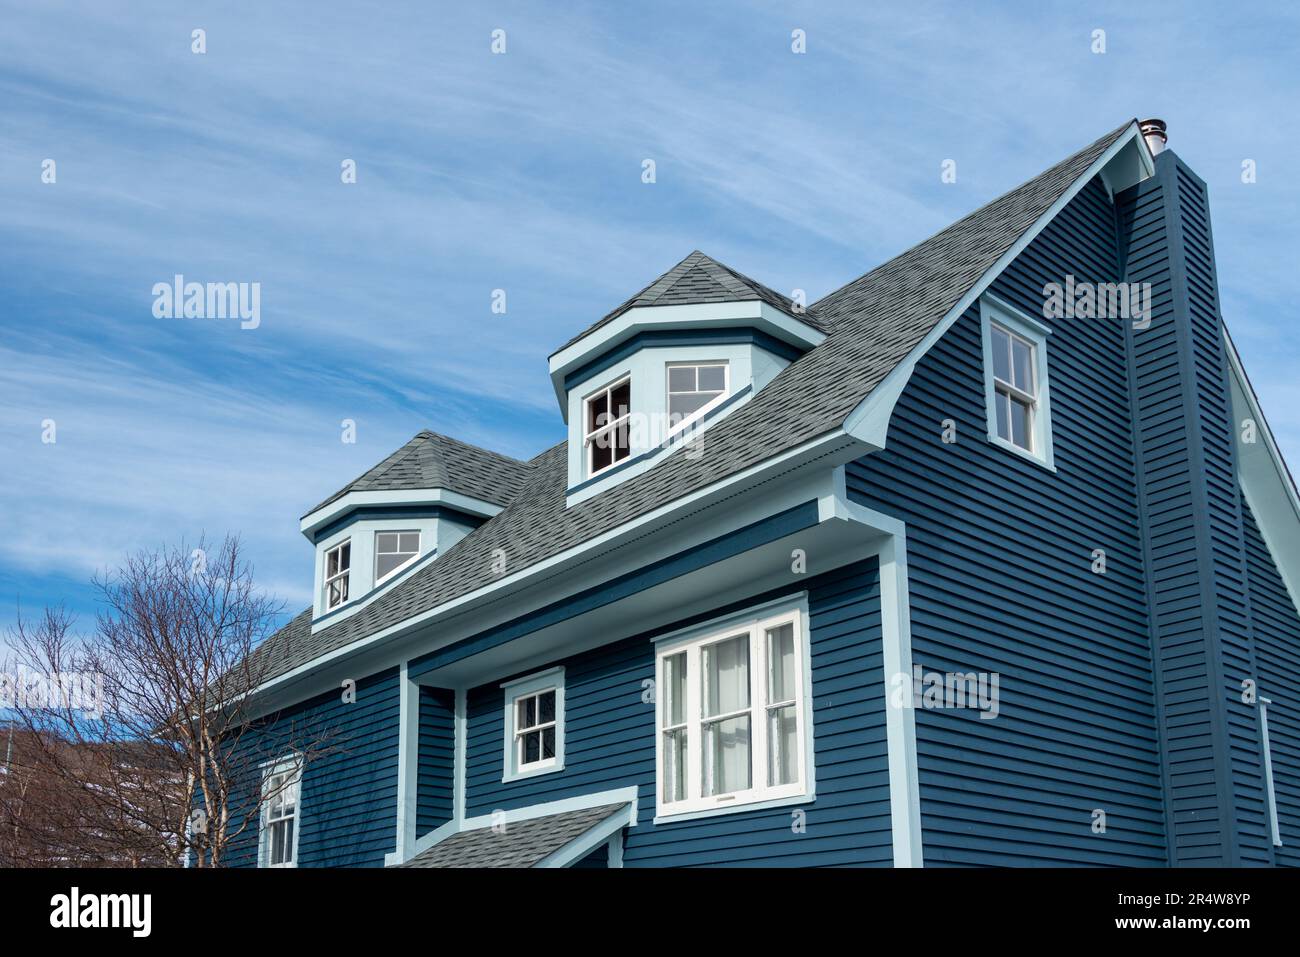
xmin=324 ymin=540 xmax=351 ymax=609
xmin=374 ymin=530 xmax=420 ymax=584
xmin=667 ymin=361 xmax=728 ymax=431
xmin=584 ymin=376 xmax=632 ymax=476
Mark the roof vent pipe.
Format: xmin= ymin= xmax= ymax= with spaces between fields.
xmin=1139 ymin=118 xmax=1167 ymax=155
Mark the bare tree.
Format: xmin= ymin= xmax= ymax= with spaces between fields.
xmin=2 ymin=535 xmax=333 ymax=867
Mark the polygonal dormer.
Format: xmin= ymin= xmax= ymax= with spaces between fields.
xmin=299 ymin=431 xmax=531 ymax=629
xmin=548 ymin=251 xmax=827 ymax=504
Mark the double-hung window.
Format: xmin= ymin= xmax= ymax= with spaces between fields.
xmin=981 ymin=296 xmax=1054 ymax=468
xmin=324 ymin=540 xmax=351 ymax=610
xmin=667 ymin=361 xmax=728 ymax=431
xmin=656 ymin=607 xmax=809 ymax=817
xmin=260 ymin=757 xmax=301 ymax=867
xmin=502 ymin=667 xmax=565 ymax=781
xmin=583 ymin=377 xmax=632 ymax=476
xmin=374 ymin=530 xmax=420 ymax=584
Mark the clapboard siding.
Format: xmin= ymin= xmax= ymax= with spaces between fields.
xmin=225 ymin=667 xmax=399 ymax=868
xmin=848 ymin=175 xmax=1167 ymax=866
xmin=1242 ymin=501 xmax=1300 ymax=866
xmin=1118 ymin=152 xmax=1271 ymax=864
xmin=461 ymin=561 xmax=893 ymax=866
xmin=417 ymin=686 xmax=455 ymax=837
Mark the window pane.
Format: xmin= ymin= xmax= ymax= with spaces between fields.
xmin=1011 ymin=338 xmax=1034 ymax=392
xmin=663 ymin=652 xmax=686 ymax=727
xmin=663 ymin=729 xmax=687 ymax=802
xmin=538 ymin=690 xmax=556 ymax=723
xmin=339 ymin=542 xmax=350 ymax=570
xmin=523 ymin=730 xmax=540 ymax=764
xmin=994 ymin=390 xmax=1011 ymax=442
xmin=668 ymin=366 xmax=695 ymax=392
xmin=768 ymin=704 xmax=799 ymax=786
xmin=282 ymin=819 xmax=294 ymax=863
xmin=697 ymin=364 xmax=726 ymax=392
xmin=610 ymin=380 xmax=631 ymax=418
xmin=376 ymin=553 xmax=406 ymax=579
xmin=613 ymin=421 xmax=630 ymax=462
xmin=376 ymin=532 xmax=397 ymax=552
xmin=704 ymin=714 xmax=751 ymax=796
xmin=703 ymin=635 xmax=749 ymax=717
xmin=1010 ymin=396 xmax=1032 ymax=450
xmin=766 ymin=623 xmax=796 ymax=703
xmin=669 ymin=391 xmax=713 ymax=424
xmin=591 ymin=438 xmax=612 ymax=472
xmin=399 ymin=532 xmax=419 ymax=554
xmin=587 ymin=392 xmax=608 ymax=433
xmin=523 ymin=695 xmax=537 ymax=728
xmin=327 ymin=549 xmax=339 ymax=577
xmin=992 ymin=327 xmax=1011 ymax=382
xmin=542 ymin=726 xmax=555 ymax=760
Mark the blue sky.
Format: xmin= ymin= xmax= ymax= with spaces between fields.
xmin=2 ymin=0 xmax=1298 ymax=632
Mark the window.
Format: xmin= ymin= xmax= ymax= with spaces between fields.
xmin=583 ymin=376 xmax=631 ymax=476
xmin=324 ymin=540 xmax=351 ymax=609
xmin=502 ymin=667 xmax=565 ymax=781
xmin=1260 ymin=698 xmax=1283 ymax=847
xmin=656 ymin=607 xmax=809 ymax=817
xmin=667 ymin=361 xmax=728 ymax=430
xmin=260 ymin=757 xmax=301 ymax=867
xmin=374 ymin=530 xmax=420 ymax=583
xmin=981 ymin=296 xmax=1054 ymax=468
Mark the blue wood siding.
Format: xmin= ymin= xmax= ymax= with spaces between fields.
xmin=225 ymin=667 xmax=400 ymax=867
xmin=848 ymin=175 xmax=1167 ymax=865
xmin=417 ymin=686 xmax=455 ymax=837
xmin=1118 ymin=153 xmax=1271 ymax=864
xmin=1242 ymin=500 xmax=1300 ymax=866
xmin=461 ymin=561 xmax=893 ymax=866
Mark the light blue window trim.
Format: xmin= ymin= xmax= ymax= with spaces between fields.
xmin=980 ymin=293 xmax=1056 ymax=471
xmin=501 ymin=666 xmax=566 ymax=783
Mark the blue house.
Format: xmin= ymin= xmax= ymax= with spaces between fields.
xmin=228 ymin=119 xmax=1300 ymax=867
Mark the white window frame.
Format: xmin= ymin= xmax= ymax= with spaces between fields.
xmin=501 ymin=667 xmax=565 ymax=782
xmin=324 ymin=538 xmax=351 ymax=610
xmin=665 ymin=360 xmax=730 ymax=437
xmin=373 ymin=529 xmax=421 ymax=586
xmin=980 ymin=294 xmax=1055 ymax=470
xmin=582 ymin=375 xmax=632 ymax=478
xmin=258 ymin=755 xmax=302 ymax=868
xmin=654 ymin=601 xmax=813 ymax=820
xmin=1260 ymin=697 xmax=1283 ymax=847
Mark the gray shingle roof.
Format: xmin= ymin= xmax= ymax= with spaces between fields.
xmin=396 ymin=803 xmax=626 ymax=868
xmin=305 ymin=430 xmax=533 ymax=518
xmin=253 ymin=121 xmax=1133 ymax=686
xmin=552 ymin=249 xmax=827 ymax=355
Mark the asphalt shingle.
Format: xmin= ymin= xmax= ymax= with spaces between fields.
xmin=396 ymin=803 xmax=626 ymax=868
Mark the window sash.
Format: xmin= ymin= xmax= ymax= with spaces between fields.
xmin=261 ymin=759 xmax=301 ymax=867
xmin=656 ymin=610 xmax=806 ymax=816
xmin=666 ymin=361 xmax=729 ymax=432
xmin=374 ymin=530 xmax=420 ymax=583
xmin=513 ymin=688 xmax=559 ymax=770
xmin=324 ymin=541 xmax=351 ymax=609
xmin=583 ymin=377 xmax=632 ymax=475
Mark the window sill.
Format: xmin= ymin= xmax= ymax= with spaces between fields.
xmin=502 ymin=761 xmax=565 ymax=785
xmin=988 ymin=432 xmax=1056 ymax=473
xmin=654 ymin=790 xmax=814 ymax=826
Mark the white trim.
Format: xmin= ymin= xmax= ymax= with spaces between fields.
xmin=548 ymin=300 xmax=826 ymax=413
xmin=394 ymin=662 xmax=418 ymax=859
xmin=606 ymin=833 xmax=624 ymax=868
xmin=323 ymin=538 xmax=352 ymax=611
xmin=374 ymin=529 xmax=422 ymax=586
xmin=582 ymin=374 xmax=633 ymax=478
xmin=654 ymin=601 xmax=813 ymax=819
xmin=1259 ymin=697 xmax=1283 ymax=848
xmin=257 ymin=754 xmax=303 ymax=868
xmin=844 ymin=121 xmax=1148 ymax=450
xmin=1225 ymin=329 xmax=1300 ymax=614
xmin=501 ymin=667 xmax=566 ymax=782
xmin=980 ymin=294 xmax=1056 ymax=470
xmin=300 ymin=487 xmax=503 ymax=538
xmin=454 ymin=688 xmax=467 ymax=821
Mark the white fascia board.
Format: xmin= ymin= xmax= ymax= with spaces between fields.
xmin=844 ymin=121 xmax=1147 ymax=449
xmin=248 ymin=429 xmax=863 ymax=709
xmin=547 ymin=301 xmax=826 ymax=413
xmin=1225 ymin=329 xmax=1300 ymax=613
xmin=300 ymin=488 xmax=503 ymax=538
